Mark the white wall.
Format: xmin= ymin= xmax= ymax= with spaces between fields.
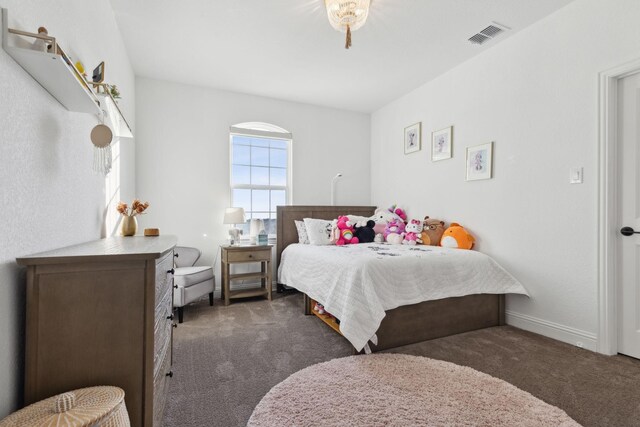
xmin=0 ymin=0 xmax=135 ymax=416
xmin=371 ymin=0 xmax=640 ymax=351
xmin=135 ymin=77 xmax=370 ymax=274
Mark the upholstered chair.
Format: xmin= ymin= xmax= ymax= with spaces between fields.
xmin=173 ymin=246 xmax=215 ymax=323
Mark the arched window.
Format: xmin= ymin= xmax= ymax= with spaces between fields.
xmin=230 ymin=122 xmax=292 ymax=236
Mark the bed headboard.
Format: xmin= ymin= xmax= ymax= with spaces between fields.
xmin=276 ymin=205 xmax=376 ymax=269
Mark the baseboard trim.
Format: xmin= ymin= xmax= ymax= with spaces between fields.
xmin=505 ymin=310 xmax=598 ymax=352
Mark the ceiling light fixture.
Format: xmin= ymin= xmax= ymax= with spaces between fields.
xmin=325 ymin=0 xmax=370 ymax=49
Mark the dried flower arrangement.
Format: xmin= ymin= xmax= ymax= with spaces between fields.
xmin=117 ymin=199 xmax=149 ymax=217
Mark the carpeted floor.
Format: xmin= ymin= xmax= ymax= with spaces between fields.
xmin=164 ymin=293 xmax=640 ymax=427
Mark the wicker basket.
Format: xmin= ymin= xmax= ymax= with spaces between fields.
xmin=0 ymin=386 xmax=130 ymax=427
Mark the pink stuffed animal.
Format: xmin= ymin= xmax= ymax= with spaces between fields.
xmin=384 ymin=219 xmax=405 ymax=245
xmin=403 ymin=219 xmax=422 ymax=245
xmin=368 ymin=205 xmax=408 ymax=236
xmin=389 ymin=204 xmax=407 ymax=223
xmin=334 ymin=216 xmax=359 ymax=246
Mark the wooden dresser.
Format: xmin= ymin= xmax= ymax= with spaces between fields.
xmin=16 ymin=236 xmax=177 ymax=427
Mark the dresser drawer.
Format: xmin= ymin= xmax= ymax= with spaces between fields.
xmin=154 ymin=290 xmax=172 ymax=376
xmin=153 ymin=288 xmax=173 ymax=329
xmin=225 ymin=248 xmax=271 ymax=263
xmin=153 ymin=347 xmax=172 ymax=427
xmin=154 ymin=326 xmax=171 ymax=379
xmin=155 ymin=250 xmax=174 ymax=307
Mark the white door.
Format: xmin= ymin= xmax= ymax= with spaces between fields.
xmin=618 ymin=72 xmax=640 ymax=359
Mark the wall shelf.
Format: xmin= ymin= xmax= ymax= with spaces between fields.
xmin=1 ymin=8 xmax=133 ymax=138
xmin=1 ymin=8 xmax=101 ymax=115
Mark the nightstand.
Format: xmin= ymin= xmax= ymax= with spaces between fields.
xmin=221 ymin=245 xmax=273 ymax=306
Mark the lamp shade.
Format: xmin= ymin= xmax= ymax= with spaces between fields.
xmin=223 ymin=207 xmax=245 ymax=225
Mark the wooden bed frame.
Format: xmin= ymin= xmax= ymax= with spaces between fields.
xmin=276 ymin=205 xmax=505 ymax=352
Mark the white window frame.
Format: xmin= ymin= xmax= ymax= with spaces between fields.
xmin=229 ymin=124 xmax=292 ymax=238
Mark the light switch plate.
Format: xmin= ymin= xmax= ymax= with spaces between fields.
xmin=570 ymin=167 xmax=583 ymax=184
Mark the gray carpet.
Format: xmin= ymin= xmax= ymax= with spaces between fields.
xmin=164 ymin=293 xmax=640 ymax=427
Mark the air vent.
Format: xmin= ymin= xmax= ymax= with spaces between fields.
xmin=468 ymin=33 xmax=490 ymax=45
xmin=468 ymin=22 xmax=510 ymax=45
xmin=480 ymin=25 xmax=503 ymax=38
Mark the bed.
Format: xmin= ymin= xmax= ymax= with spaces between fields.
xmin=276 ymin=205 xmax=528 ymax=352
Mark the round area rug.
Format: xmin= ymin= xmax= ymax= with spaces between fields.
xmin=248 ymin=354 xmax=580 ymax=426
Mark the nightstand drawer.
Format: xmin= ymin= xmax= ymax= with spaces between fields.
xmin=224 ymin=248 xmax=271 ymax=263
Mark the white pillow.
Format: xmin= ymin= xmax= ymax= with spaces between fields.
xmin=346 ymin=214 xmax=370 ymax=227
xmin=303 ymin=218 xmax=335 ymax=246
xmin=294 ymin=220 xmax=310 ymax=244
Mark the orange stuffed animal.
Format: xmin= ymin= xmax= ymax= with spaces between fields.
xmin=440 ymin=223 xmax=475 ymax=250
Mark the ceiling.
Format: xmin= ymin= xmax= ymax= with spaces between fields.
xmin=108 ymin=0 xmax=574 ymax=113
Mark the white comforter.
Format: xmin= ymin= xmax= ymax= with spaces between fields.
xmin=278 ymin=243 xmax=528 ymax=352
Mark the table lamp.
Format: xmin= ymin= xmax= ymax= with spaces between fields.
xmin=223 ymin=207 xmax=245 ymax=246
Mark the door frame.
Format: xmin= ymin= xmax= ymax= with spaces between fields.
xmin=598 ymin=57 xmax=640 ymax=355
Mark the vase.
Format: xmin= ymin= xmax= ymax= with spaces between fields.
xmin=121 ymin=216 xmax=138 ymax=236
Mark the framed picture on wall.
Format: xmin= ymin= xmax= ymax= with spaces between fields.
xmin=431 ymin=126 xmax=453 ymax=161
xmin=466 ymin=142 xmax=493 ymax=181
xmin=404 ymin=122 xmax=421 ymax=154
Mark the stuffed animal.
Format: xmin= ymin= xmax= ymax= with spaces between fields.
xmin=333 ymin=216 xmax=359 ymax=246
xmin=440 ymin=223 xmax=475 ymax=250
xmin=354 ymin=220 xmax=376 ymax=244
xmin=384 ymin=219 xmax=405 ymax=244
xmin=388 ymin=204 xmax=407 ymax=223
xmin=403 ymin=219 xmax=422 ymax=245
xmin=374 ymin=233 xmax=384 ymax=243
xmin=313 ymin=302 xmax=325 ymax=315
xmin=367 ymin=205 xmax=407 ymax=235
xmin=419 ymin=216 xmax=446 ymax=246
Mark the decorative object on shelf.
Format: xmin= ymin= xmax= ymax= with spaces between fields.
xmin=258 ymin=230 xmax=268 ymax=245
xmin=92 ymin=61 xmax=105 ymax=85
xmin=109 ymin=84 xmax=121 ymax=100
xmin=223 ymin=207 xmax=246 ymax=246
xmin=0 ymin=386 xmax=131 ymax=427
xmin=31 ymin=26 xmax=50 ymax=52
xmin=90 ymin=123 xmax=113 ymax=175
xmin=117 ymin=199 xmax=150 ymax=236
xmin=74 ymin=60 xmax=87 ymax=80
xmin=330 ymin=173 xmax=343 ymax=206
xmin=404 ymin=122 xmax=421 ymax=154
xmin=324 ymin=0 xmax=370 ymax=49
xmin=144 ymin=228 xmax=160 ymax=236
xmin=466 ymin=142 xmax=493 ymax=181
xmin=432 ymin=126 xmax=453 ymax=161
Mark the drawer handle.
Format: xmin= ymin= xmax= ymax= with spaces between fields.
xmin=172 ymin=323 xmax=178 ymax=328
xmin=167 ymin=268 xmax=175 ymax=275
xmin=174 ymin=253 xmax=179 ymax=258
xmin=167 ymin=314 xmax=174 ymax=320
xmin=166 ymin=371 xmax=173 ymax=378
xmin=248 ymin=254 xmax=253 ymax=258
xmin=173 ymin=284 xmax=178 ymax=289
